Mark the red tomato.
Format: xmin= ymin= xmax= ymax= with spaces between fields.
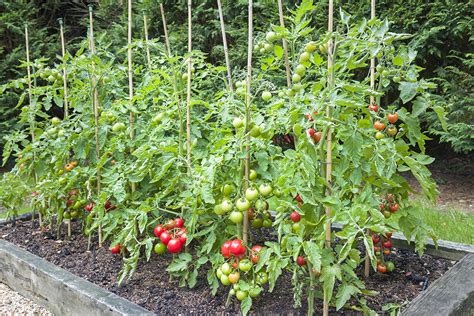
xmin=389 ymin=203 xmax=399 ymax=213
xmin=84 ymin=204 xmax=94 ymax=212
xmin=179 ymin=232 xmax=187 ymax=244
xmin=105 ymin=200 xmax=112 ymax=210
xmin=374 ymin=246 xmax=381 ymax=252
xmin=221 ymin=241 xmax=232 ymax=258
xmin=368 ymin=103 xmax=378 ymax=112
xmin=154 ymin=224 xmax=165 ymax=238
xmin=385 ymin=232 xmax=392 ymax=239
xmin=382 ymin=240 xmax=392 ymax=249
xmin=307 ymin=128 xmax=316 ymax=137
xmin=377 ymin=264 xmax=387 ymax=273
xmin=383 ymin=249 xmax=391 ymax=255
xmin=165 ymin=219 xmax=176 ymax=229
xmin=374 ymin=121 xmax=386 ymax=131
xmin=312 ymin=131 xmax=322 ymax=143
xmin=379 ymin=203 xmax=386 ymax=211
xmin=372 ymin=234 xmax=380 ymax=244
xmin=174 ymin=218 xmax=184 ymax=228
xmin=230 ymin=239 xmax=246 ymax=256
xmin=296 ymin=256 xmax=306 ymax=266
xmin=250 ymin=245 xmax=263 ymax=264
xmin=295 ymin=194 xmax=303 ymax=203
xmin=290 ymin=210 xmax=301 ymax=223
xmin=167 ymin=238 xmax=183 ymax=253
xmin=387 ymin=113 xmax=398 ymax=124
xmin=110 ymin=244 xmax=121 ymax=254
xmin=160 ymin=231 xmax=171 ymax=245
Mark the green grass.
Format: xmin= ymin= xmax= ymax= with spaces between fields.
xmin=410 ymin=199 xmax=474 ymax=245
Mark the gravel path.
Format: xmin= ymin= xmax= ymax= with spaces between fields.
xmin=0 ymin=283 xmax=52 ymax=316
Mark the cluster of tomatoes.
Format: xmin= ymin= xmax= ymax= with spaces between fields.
xmin=63 ymin=161 xmax=78 ymax=172
xmin=215 ymin=171 xmax=278 ymax=230
xmin=153 ymin=218 xmax=187 ymax=254
xmin=305 ymin=111 xmax=322 ymax=144
xmin=372 ymin=232 xmax=395 ymax=273
xmin=287 ymin=194 xmax=304 ymax=233
xmin=379 ymin=193 xmax=400 ymax=219
xmin=369 ymin=103 xmax=399 ymax=139
xmin=217 ymin=240 xmax=267 ymax=301
xmin=63 ymin=189 xmax=87 ymax=219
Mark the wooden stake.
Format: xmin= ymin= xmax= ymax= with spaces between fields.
xmin=25 ymin=24 xmax=40 ymax=228
xmin=143 ymin=13 xmax=151 ymax=67
xmin=186 ymin=0 xmax=192 ymax=166
xmin=323 ymin=0 xmax=334 ymax=315
xmin=127 ymin=0 xmax=137 ymax=194
xmin=58 ymin=19 xmax=69 ymax=117
xmin=243 ymin=0 xmax=254 ymax=245
xmin=277 ymin=0 xmax=291 ymax=88
xmin=216 ymin=0 xmax=233 ymax=91
xmin=365 ymin=0 xmax=376 ymax=279
xmin=160 ymin=4 xmax=172 ymax=56
xmin=88 ymin=5 xmax=102 ymax=247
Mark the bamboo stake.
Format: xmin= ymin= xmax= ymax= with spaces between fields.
xmin=323 ymin=0 xmax=334 ymax=315
xmin=243 ymin=0 xmax=254 ymax=245
xmin=160 ymin=4 xmax=171 ymax=56
xmin=159 ymin=4 xmax=183 ymax=158
xmin=58 ymin=19 xmax=69 ymax=117
xmin=25 ymin=24 xmax=40 ymax=228
xmin=364 ymin=0 xmax=376 ymax=279
xmin=186 ymin=0 xmax=192 ymax=167
xmin=127 ymin=0 xmax=137 ymax=194
xmin=216 ymin=0 xmax=233 ymax=91
xmin=88 ymin=5 xmax=102 ymax=247
xmin=143 ymin=13 xmax=151 ymax=67
xmin=277 ymin=0 xmax=291 ymax=88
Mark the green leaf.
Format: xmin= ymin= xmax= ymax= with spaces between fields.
xmin=399 ymin=82 xmax=419 ymax=104
xmin=335 ymin=283 xmax=359 ymax=310
xmin=240 ymin=296 xmax=252 ymax=316
xmin=321 ymin=264 xmax=342 ymax=303
xmin=433 ymin=105 xmax=448 ymax=131
xmin=303 ymin=241 xmax=321 ymax=271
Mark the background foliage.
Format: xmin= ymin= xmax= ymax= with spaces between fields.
xmin=0 ymin=0 xmax=472 ymax=157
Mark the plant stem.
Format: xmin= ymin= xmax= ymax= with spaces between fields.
xmin=143 ymin=13 xmax=151 ymax=67
xmin=186 ymin=0 xmax=192 ymax=171
xmin=58 ymin=18 xmax=69 ymax=118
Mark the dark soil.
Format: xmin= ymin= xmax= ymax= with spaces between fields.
xmin=0 ymin=220 xmax=456 ymax=315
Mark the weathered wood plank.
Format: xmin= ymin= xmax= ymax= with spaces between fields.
xmin=402 ymin=253 xmax=474 ymax=315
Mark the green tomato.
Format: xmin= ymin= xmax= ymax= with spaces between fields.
xmin=249 ymin=125 xmax=262 ymax=137
xmin=305 ymin=41 xmax=317 ymax=53
xmin=214 ymin=204 xmax=226 ymax=215
xmin=51 ymin=117 xmax=61 ymax=125
xmin=258 ymin=184 xmax=273 ymax=197
xmin=182 ymin=73 xmax=189 ymax=81
xmin=292 ymin=83 xmax=303 ymax=93
xmin=292 ymin=222 xmax=302 ymax=233
xmin=292 ymin=73 xmax=301 ymax=83
xmin=57 ymin=129 xmax=65 ymax=137
xmin=236 ymin=198 xmax=251 ymax=212
xmin=220 ymin=274 xmax=231 ymax=286
xmin=299 ymin=52 xmax=310 ymax=63
xmin=249 ymin=287 xmax=262 ymax=298
xmin=386 ymin=261 xmax=395 ymax=272
xmin=249 ymin=169 xmax=257 ymax=180
xmin=254 ymin=199 xmax=268 ymax=211
xmin=236 ymin=290 xmax=248 ymax=301
xmin=232 ymin=117 xmax=244 ymax=129
xmin=152 ymin=113 xmax=165 ymax=125
xmin=216 ymin=268 xmax=223 ymax=279
xmin=265 ymin=31 xmax=278 ymax=42
xmin=221 ymin=263 xmax=232 ymax=275
xmin=112 ymin=122 xmax=126 ymax=133
xmin=263 ymin=218 xmax=273 ymax=228
xmin=264 ymin=43 xmax=273 ymax=52
xmin=295 ymin=64 xmax=306 ymax=77
xmin=238 ymin=259 xmax=252 ymax=272
xmin=222 ymin=184 xmax=235 ymax=196
xmin=251 ymin=218 xmax=263 ymax=229
xmin=261 ymin=91 xmax=272 ymax=101
xmin=229 ymin=289 xmax=235 ymax=296
xmin=393 ymin=76 xmax=401 ymax=83
xmin=256 ymin=271 xmax=268 ymax=284
xmin=229 ymin=211 xmax=243 ymax=224
xmin=375 ymin=131 xmax=385 ymax=140
xmin=154 ymin=242 xmax=167 ymax=255
xmin=221 ymin=199 xmax=233 ymax=212
xmin=278 ymin=91 xmax=286 ymax=98
xmin=273 ymin=189 xmax=282 ymax=198
xmin=245 ymin=188 xmax=259 ymax=201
